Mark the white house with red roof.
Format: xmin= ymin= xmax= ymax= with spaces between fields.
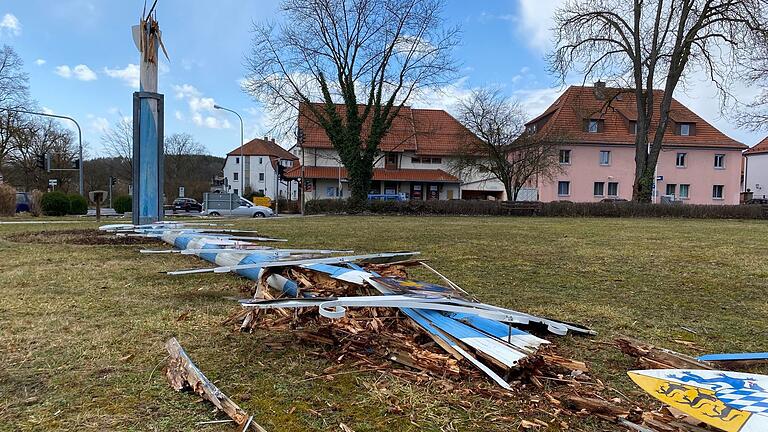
xmin=284 ymin=103 xmax=505 ymax=200
xmin=222 ymin=137 xmax=299 ymax=200
xmin=743 ymin=137 xmax=768 ymax=199
xmin=525 ymin=83 xmax=747 ymax=204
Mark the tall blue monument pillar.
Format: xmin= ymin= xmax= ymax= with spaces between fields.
xmin=131 ymin=13 xmax=165 ymax=225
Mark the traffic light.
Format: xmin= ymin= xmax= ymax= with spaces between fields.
xmin=71 ymin=158 xmax=80 ymax=169
xmin=297 ymin=127 xmax=305 ymax=145
xmin=109 ymin=176 xmax=117 ymax=186
xmin=36 ymin=153 xmax=50 ymax=171
xmin=277 ymin=163 xmax=286 ymax=181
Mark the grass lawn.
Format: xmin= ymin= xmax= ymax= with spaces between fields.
xmin=1 ymin=215 xmax=767 ymax=431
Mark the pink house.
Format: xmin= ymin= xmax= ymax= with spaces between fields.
xmin=526 ymin=84 xmax=747 ymax=204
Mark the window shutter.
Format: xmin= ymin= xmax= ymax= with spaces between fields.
xmin=582 ymin=119 xmax=589 ymax=132
xmin=597 ymin=120 xmax=605 ymax=133
xmin=675 ymin=123 xmax=681 ymax=135
xmin=689 ymin=123 xmax=696 ymax=136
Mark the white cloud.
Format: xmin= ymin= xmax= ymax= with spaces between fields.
xmin=516 ymin=0 xmax=565 ymax=52
xmin=90 ymin=116 xmax=109 ymax=133
xmin=55 ymin=64 xmax=97 ymax=81
xmin=411 ymin=77 xmax=475 ymax=113
xmin=35 ymin=59 xmax=46 ymax=66
xmin=513 ymin=86 xmax=567 ymax=118
xmin=172 ymin=83 xmax=231 ymax=129
xmin=41 ymin=106 xmax=54 ymax=115
xmin=0 ymin=13 xmax=21 ymax=37
xmin=103 ymin=64 xmax=139 ymax=88
xmin=174 ymin=110 xmax=184 ymax=120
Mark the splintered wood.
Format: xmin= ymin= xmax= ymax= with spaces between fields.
xmin=165 ymin=337 xmax=267 ymax=432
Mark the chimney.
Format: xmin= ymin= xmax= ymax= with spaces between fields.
xmin=271 ymin=137 xmax=275 ymax=143
xmin=263 ymin=135 xmax=269 ymax=141
xmin=594 ymin=81 xmax=606 ymax=100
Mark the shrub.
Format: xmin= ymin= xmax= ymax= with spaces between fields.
xmin=41 ymin=191 xmax=70 ymax=216
xmin=0 ymin=183 xmax=16 ymax=216
xmin=304 ymin=198 xmax=767 ymax=219
xmin=68 ymin=194 xmax=88 ymax=215
xmin=113 ymin=195 xmax=132 ymax=214
xmin=29 ymin=190 xmax=43 ymax=216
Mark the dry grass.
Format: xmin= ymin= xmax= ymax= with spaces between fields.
xmin=1 ymin=215 xmax=767 ymax=431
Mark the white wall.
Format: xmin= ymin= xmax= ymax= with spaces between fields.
xmin=223 ymin=155 xmax=297 ymax=200
xmin=746 ymin=153 xmax=768 ymax=199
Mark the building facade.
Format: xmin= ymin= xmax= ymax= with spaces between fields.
xmin=284 ymin=104 xmax=505 ymax=201
xmin=222 ymin=137 xmax=298 ymax=200
xmin=526 ymin=84 xmax=746 ymax=204
xmin=743 ymin=137 xmax=768 ymax=199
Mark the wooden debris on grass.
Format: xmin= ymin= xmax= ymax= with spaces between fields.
xmin=615 ymin=337 xmax=714 ymax=370
xmin=165 ymin=337 xmax=267 ymax=432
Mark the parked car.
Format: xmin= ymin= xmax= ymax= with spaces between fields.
xmin=172 ymin=197 xmax=202 ymax=212
xmin=15 ymin=192 xmax=30 ymax=213
xmin=202 ymin=196 xmax=274 ymax=218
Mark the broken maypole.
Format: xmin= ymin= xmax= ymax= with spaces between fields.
xmin=131 ymin=1 xmax=167 ymax=225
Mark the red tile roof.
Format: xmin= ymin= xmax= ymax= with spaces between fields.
xmin=528 ymin=85 xmax=747 ymax=150
xmin=283 ymin=165 xmax=459 ymax=183
xmin=298 ymin=103 xmax=477 ymax=156
xmin=227 ymin=137 xmax=298 ymax=160
xmin=745 ymin=136 xmax=768 ymax=155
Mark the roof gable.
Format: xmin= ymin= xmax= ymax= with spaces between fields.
xmin=745 ymin=136 xmax=768 ymax=155
xmin=227 ymin=138 xmax=298 ymax=160
xmin=298 ymin=103 xmax=477 ymax=156
xmin=528 ymin=85 xmax=746 ymax=149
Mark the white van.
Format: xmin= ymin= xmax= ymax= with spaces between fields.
xmin=201 ymin=193 xmax=274 ymax=218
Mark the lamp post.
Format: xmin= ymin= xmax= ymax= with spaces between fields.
xmin=1 ymin=107 xmax=83 ymax=195
xmin=213 ymin=104 xmax=244 ymax=196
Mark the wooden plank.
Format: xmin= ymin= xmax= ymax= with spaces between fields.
xmin=165 ymin=337 xmax=267 ymax=431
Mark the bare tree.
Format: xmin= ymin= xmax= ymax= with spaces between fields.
xmin=165 ymin=132 xmax=207 ymax=156
xmin=452 ymin=89 xmax=562 ymax=201
xmin=6 ymin=118 xmax=76 ymax=190
xmin=0 ymin=45 xmax=29 ymax=109
xmin=244 ymin=0 xmax=459 ymax=201
xmin=549 ymin=0 xmax=768 ymax=202
xmin=101 ymin=117 xmax=133 ymax=181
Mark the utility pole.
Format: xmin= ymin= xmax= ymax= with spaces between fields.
xmin=298 ymin=127 xmax=305 ymax=215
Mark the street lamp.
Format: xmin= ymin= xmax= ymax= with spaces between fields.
xmin=1 ymin=107 xmax=84 ymax=195
xmin=213 ymin=104 xmax=244 ymax=197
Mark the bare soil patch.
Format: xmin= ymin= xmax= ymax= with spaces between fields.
xmin=6 ymin=228 xmax=161 ymax=245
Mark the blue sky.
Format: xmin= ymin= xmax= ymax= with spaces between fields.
xmin=0 ymin=0 xmax=762 ymax=158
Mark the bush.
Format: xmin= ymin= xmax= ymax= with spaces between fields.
xmin=41 ymin=191 xmax=70 ymax=216
xmin=304 ymin=198 xmax=767 ymax=219
xmin=29 ymin=190 xmax=43 ymax=216
xmin=68 ymin=194 xmax=88 ymax=215
xmin=271 ymin=198 xmax=300 ymax=213
xmin=0 ymin=183 xmax=16 ymax=216
xmin=113 ymin=195 xmax=132 ymax=214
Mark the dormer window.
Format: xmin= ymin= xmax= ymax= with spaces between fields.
xmin=676 ymin=122 xmax=695 ymax=136
xmin=584 ymin=119 xmax=603 ymax=133
xmin=526 ymin=124 xmax=537 ymax=134
xmin=630 ymin=121 xmax=637 ymax=135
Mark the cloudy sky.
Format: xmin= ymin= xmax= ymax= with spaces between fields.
xmin=0 ymin=0 xmax=763 ymax=158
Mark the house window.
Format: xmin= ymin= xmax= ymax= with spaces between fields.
xmin=712 ymin=185 xmax=724 ymax=199
xmin=258 ymin=189 xmax=264 ymax=195
xmin=630 ymin=121 xmax=637 ymax=134
xmin=714 ymin=154 xmax=725 ymax=168
xmin=559 ymin=149 xmax=571 ymax=164
xmin=259 ymin=173 xmax=265 ymax=182
xmin=676 ymin=152 xmax=687 ymax=167
xmin=411 ymin=157 xmax=442 ymax=164
xmin=680 ymin=123 xmax=691 ymax=136
xmin=607 ymin=182 xmax=619 ymax=196
xmin=588 ymin=120 xmax=599 ymax=133
xmin=386 ymin=152 xmax=398 ymax=168
xmin=558 ymin=181 xmax=570 ymax=196
xmin=593 ymin=182 xmax=605 ymax=196
xmin=235 ymin=157 xmax=240 ymax=164
xmin=233 ymin=189 xmax=238 ymax=195
xmin=665 ymin=184 xmax=676 ymax=196
xmin=599 ymin=150 xmax=611 ymax=165
xmin=259 ymin=157 xmax=263 ymax=164
xmin=679 ymin=184 xmax=690 ymax=199
xmin=233 ymin=172 xmax=239 ymax=181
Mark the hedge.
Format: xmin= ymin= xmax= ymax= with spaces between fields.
xmin=68 ymin=194 xmax=88 ymax=215
xmin=41 ymin=191 xmax=71 ymax=216
xmin=304 ymin=199 xmax=768 ymax=219
xmin=113 ymin=195 xmax=132 ymax=214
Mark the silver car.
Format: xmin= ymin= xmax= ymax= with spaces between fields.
xmin=203 ymin=197 xmax=274 ymax=218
